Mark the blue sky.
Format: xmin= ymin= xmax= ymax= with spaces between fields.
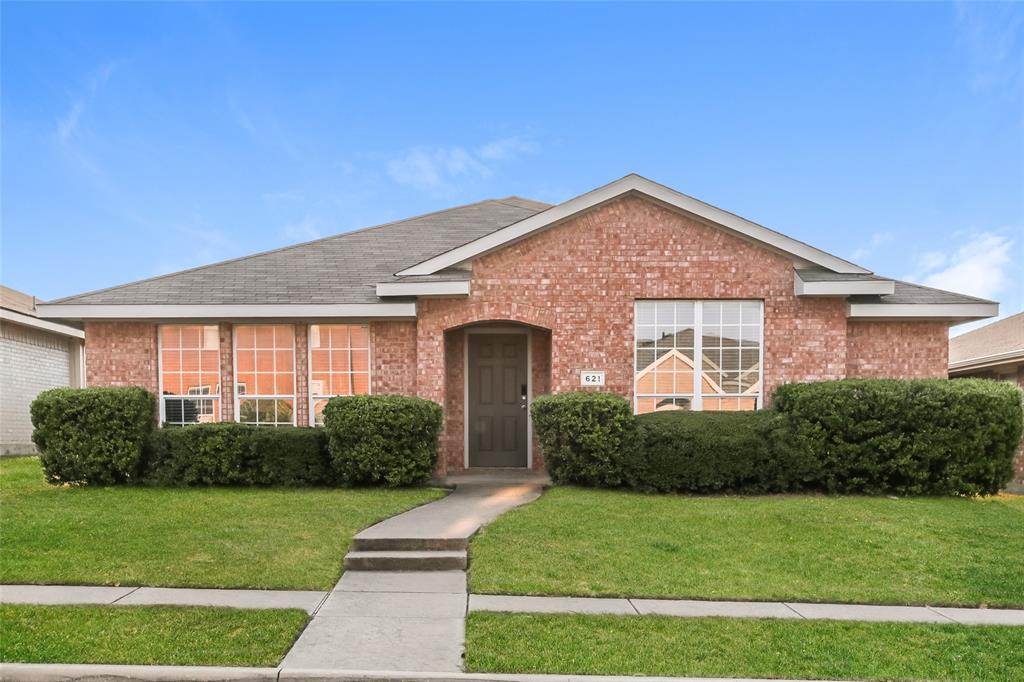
xmin=3 ymin=2 xmax=1022 ymax=332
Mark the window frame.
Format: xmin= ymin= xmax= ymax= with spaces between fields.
xmin=232 ymin=324 xmax=298 ymax=427
xmin=157 ymin=324 xmax=222 ymax=426
xmin=633 ymin=300 xmax=764 ymax=413
xmin=307 ymin=323 xmax=373 ymax=426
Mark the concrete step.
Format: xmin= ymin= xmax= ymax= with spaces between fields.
xmin=344 ymin=550 xmax=468 ymax=572
xmin=351 ymin=537 xmax=468 ymax=552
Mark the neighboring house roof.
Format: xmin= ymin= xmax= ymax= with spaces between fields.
xmin=949 ymin=312 xmax=1024 ymax=373
xmin=34 ymin=174 xmax=997 ymax=323
xmin=0 ymin=286 xmax=84 ymax=338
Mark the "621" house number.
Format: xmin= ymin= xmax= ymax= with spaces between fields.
xmin=580 ymin=370 xmax=605 ymax=386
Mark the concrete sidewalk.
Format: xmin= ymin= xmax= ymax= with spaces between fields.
xmin=0 ymin=663 xmax=827 ymax=682
xmin=5 ymin=583 xmax=1021 ymax=626
xmin=0 ymin=585 xmax=326 ymax=613
xmin=469 ymin=594 xmax=1024 ymax=625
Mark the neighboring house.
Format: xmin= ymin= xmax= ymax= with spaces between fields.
xmin=949 ymin=312 xmax=1024 ymax=492
xmin=949 ymin=312 xmax=1024 ymax=386
xmin=0 ymin=286 xmax=85 ymax=455
xmin=37 ymin=175 xmax=997 ymax=474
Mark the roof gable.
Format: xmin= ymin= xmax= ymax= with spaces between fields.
xmin=396 ymin=174 xmax=870 ymax=277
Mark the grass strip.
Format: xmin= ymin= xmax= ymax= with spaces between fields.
xmin=1 ymin=456 xmax=444 ymax=590
xmin=466 ymin=611 xmax=1024 ymax=681
xmin=0 ymin=604 xmax=308 ymax=667
xmin=471 ymin=487 xmax=1024 ymax=606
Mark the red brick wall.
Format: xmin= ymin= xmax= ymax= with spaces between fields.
xmin=294 ymin=324 xmax=309 ymax=427
xmin=370 ymin=321 xmax=417 ymax=394
xmin=530 ymin=329 xmax=552 ymax=469
xmin=846 ymin=321 xmax=950 ymax=378
xmin=85 ymin=322 xmax=158 ymax=394
xmin=219 ymin=323 xmax=234 ymax=422
xmin=442 ymin=329 xmax=465 ymax=472
xmin=416 ymin=196 xmax=851 ymax=468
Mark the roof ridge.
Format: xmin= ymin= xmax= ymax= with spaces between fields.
xmin=45 ymin=197 xmax=516 ymax=304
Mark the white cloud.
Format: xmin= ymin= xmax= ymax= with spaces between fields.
xmin=387 ymin=146 xmax=490 ymax=192
xmin=477 ymin=135 xmax=539 ymax=162
xmin=282 ymin=215 xmax=322 ymax=242
xmin=387 ymin=135 xmax=539 ymax=194
xmin=850 ymin=231 xmax=894 ymax=261
xmin=262 ymin=189 xmax=304 ymax=204
xmin=54 ymin=60 xmax=122 ymax=143
xmin=954 ymin=2 xmax=1023 ymax=92
xmin=909 ymin=232 xmax=1015 ymax=300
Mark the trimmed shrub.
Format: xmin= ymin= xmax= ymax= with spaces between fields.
xmin=774 ymin=378 xmax=1024 ymax=496
xmin=531 ymin=392 xmax=639 ymax=486
xmin=251 ymin=427 xmax=329 ymax=486
xmin=145 ymin=424 xmax=329 ymax=486
xmin=323 ymin=395 xmax=443 ymax=487
xmin=31 ymin=387 xmax=156 ymax=485
xmin=145 ymin=422 xmax=255 ymax=485
xmin=627 ymin=411 xmax=820 ymax=493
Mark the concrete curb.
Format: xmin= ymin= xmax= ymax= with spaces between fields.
xmin=0 ymin=665 xmax=823 ymax=682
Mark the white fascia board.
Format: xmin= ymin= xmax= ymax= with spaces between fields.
xmin=35 ymin=303 xmax=417 ymax=320
xmin=847 ymin=302 xmax=998 ymax=321
xmin=398 ymin=174 xmax=871 ymax=276
xmin=375 ymin=281 xmax=470 ymax=297
xmin=0 ymin=308 xmax=85 ymax=338
xmin=794 ymin=272 xmax=896 ymax=296
xmin=949 ymin=349 xmax=1024 ymax=373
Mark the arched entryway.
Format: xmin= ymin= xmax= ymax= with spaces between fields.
xmin=442 ymin=321 xmax=551 ymax=472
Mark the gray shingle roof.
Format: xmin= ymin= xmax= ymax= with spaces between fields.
xmin=797 ymin=269 xmax=992 ymax=306
xmin=50 ymin=198 xmax=549 ymax=306
xmin=848 ymin=280 xmax=995 ymax=306
xmin=796 ymin=270 xmax=890 ymax=283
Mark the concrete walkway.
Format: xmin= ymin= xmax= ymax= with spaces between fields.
xmin=0 ymin=584 xmax=326 ymax=613
xmin=0 ymin=663 xmax=830 ymax=682
xmin=283 ymin=471 xmax=548 ymax=672
xmin=469 ymin=594 xmax=1024 ymax=626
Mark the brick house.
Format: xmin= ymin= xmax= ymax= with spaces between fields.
xmin=38 ymin=175 xmax=998 ymax=474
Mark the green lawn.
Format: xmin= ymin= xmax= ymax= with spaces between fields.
xmin=467 ymin=612 xmax=1024 ymax=681
xmin=470 ymin=487 xmax=1024 ymax=607
xmin=1 ymin=457 xmax=443 ymax=590
xmin=1 ymin=604 xmax=307 ymax=666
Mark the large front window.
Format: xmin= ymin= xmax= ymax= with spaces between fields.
xmin=160 ymin=325 xmax=221 ymax=425
xmin=308 ymin=324 xmax=370 ymax=425
xmin=635 ymin=301 xmax=762 ymax=413
xmin=234 ymin=324 xmax=295 ymax=426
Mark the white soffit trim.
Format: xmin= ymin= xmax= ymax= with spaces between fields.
xmin=35 ymin=303 xmax=417 ymax=320
xmin=397 ymin=174 xmax=871 ymax=276
xmin=376 ymin=281 xmax=470 ymax=297
xmin=949 ymin=349 xmax=1024 ymax=373
xmin=0 ymin=308 xmax=85 ymax=338
xmin=794 ymin=272 xmax=896 ymax=296
xmin=848 ymin=302 xmax=998 ymax=321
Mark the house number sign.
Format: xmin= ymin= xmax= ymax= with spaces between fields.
xmin=580 ymin=370 xmax=605 ymax=386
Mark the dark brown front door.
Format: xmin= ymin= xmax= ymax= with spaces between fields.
xmin=468 ymin=333 xmax=528 ymax=467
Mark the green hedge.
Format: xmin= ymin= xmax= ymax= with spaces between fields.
xmin=532 ymin=380 xmax=1023 ymax=496
xmin=322 ymin=395 xmax=442 ymax=487
xmin=145 ymin=423 xmax=328 ymax=486
xmin=628 ymin=411 xmax=820 ymax=493
xmin=773 ymin=378 xmax=1023 ymax=496
xmin=31 ymin=387 xmax=156 ymax=485
xmin=531 ymin=392 xmax=639 ymax=486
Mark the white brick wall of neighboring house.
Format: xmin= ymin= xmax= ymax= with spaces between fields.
xmin=0 ymin=321 xmax=75 ymax=455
